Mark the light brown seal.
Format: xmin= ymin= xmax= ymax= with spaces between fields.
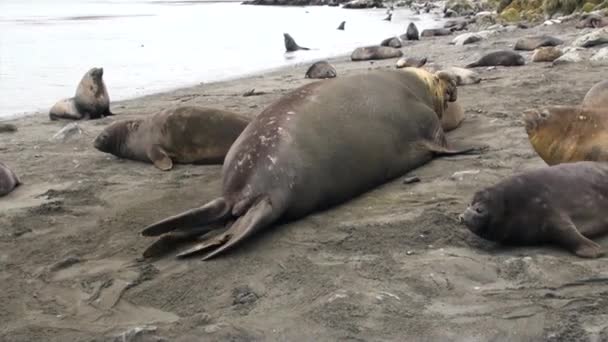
xmin=582 ymin=80 xmax=608 ymax=108
xmin=0 ymin=162 xmax=20 ymax=197
xmin=351 ymin=46 xmax=403 ymax=61
xmin=523 ymin=105 xmax=608 ymax=165
xmin=460 ymin=161 xmax=608 ymax=258
xmin=93 ymin=106 xmax=250 ymax=170
xmin=49 ymin=67 xmax=112 ymax=121
xmin=531 ymin=46 xmax=563 ymax=62
xmin=140 ymin=67 xmax=485 ymax=260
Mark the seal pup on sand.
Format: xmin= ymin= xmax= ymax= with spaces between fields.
xmin=405 ymin=22 xmax=419 ymax=40
xmin=523 ymin=105 xmax=608 ymax=165
xmin=0 ymin=162 xmax=20 ymax=197
xmin=94 ymin=106 xmax=250 ymax=170
xmin=49 ymin=67 xmax=112 ymax=120
xmin=140 ymin=67 xmax=486 ymax=260
xmin=380 ymin=37 xmax=402 ymax=48
xmin=441 ymin=100 xmax=465 ymax=132
xmin=351 ymin=46 xmax=403 ymax=61
xmin=395 ymin=56 xmax=427 ymax=68
xmin=582 ymin=80 xmax=608 ymax=108
xmin=284 ymin=33 xmax=309 ymax=52
xmin=466 ymin=50 xmax=525 ymax=68
xmin=514 ymin=35 xmax=563 ymax=51
xmin=460 ymin=161 xmax=608 ymax=258
xmin=305 ymin=61 xmax=337 ymax=79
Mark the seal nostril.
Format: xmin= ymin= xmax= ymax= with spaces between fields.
xmin=458 ymin=214 xmax=464 ymax=223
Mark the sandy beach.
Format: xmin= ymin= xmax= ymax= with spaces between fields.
xmin=1 ymin=19 xmax=608 ymax=341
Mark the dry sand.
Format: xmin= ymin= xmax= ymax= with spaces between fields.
xmin=1 ymin=22 xmax=608 ymax=342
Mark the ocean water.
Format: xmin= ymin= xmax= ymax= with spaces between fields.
xmin=0 ymin=0 xmax=443 ymax=118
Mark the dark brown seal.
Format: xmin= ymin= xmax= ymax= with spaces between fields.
xmin=49 ymin=67 xmax=113 ymax=120
xmin=514 ymin=35 xmax=563 ymax=51
xmin=460 ymin=161 xmax=608 ymax=258
xmin=405 ymin=22 xmax=419 ymax=40
xmin=582 ymin=80 xmax=608 ymax=108
xmin=523 ymin=105 xmax=608 ymax=165
xmin=380 ymin=37 xmax=402 ymax=48
xmin=284 ymin=33 xmax=309 ymax=52
xmin=305 ymin=61 xmax=337 ymax=79
xmin=351 ymin=46 xmax=403 ymax=61
xmin=420 ymin=28 xmax=452 ymax=37
xmin=140 ymin=68 xmax=485 ymax=260
xmin=0 ymin=162 xmax=20 ymax=197
xmin=94 ymin=106 xmax=250 ymax=170
xmin=466 ymin=50 xmax=525 ymax=68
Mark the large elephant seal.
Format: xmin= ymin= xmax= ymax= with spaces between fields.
xmin=305 ymin=61 xmax=337 ymax=79
xmin=94 ymin=106 xmax=250 ymax=170
xmin=405 ymin=22 xmax=419 ymax=40
xmin=140 ymin=68 xmax=485 ymax=260
xmin=523 ymin=105 xmax=608 ymax=165
xmin=466 ymin=50 xmax=525 ymax=68
xmin=49 ymin=67 xmax=112 ymax=120
xmin=460 ymin=161 xmax=608 ymax=258
xmin=0 ymin=162 xmax=20 ymax=197
xmin=351 ymin=46 xmax=403 ymax=61
xmin=582 ymin=80 xmax=608 ymax=108
xmin=284 ymin=33 xmax=309 ymax=52
xmin=514 ymin=35 xmax=563 ymax=51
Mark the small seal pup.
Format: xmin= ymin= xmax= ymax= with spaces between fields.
xmin=582 ymin=80 xmax=608 ymax=108
xmin=283 ymin=33 xmax=309 ymax=52
xmin=49 ymin=67 xmax=112 ymax=120
xmin=351 ymin=46 xmax=403 ymax=61
xmin=140 ymin=68 xmax=485 ymax=260
xmin=405 ymin=22 xmax=419 ymax=40
xmin=466 ymin=50 xmax=525 ymax=68
xmin=305 ymin=61 xmax=337 ymax=79
xmin=523 ymin=105 xmax=608 ymax=165
xmin=380 ymin=37 xmax=402 ymax=48
xmin=94 ymin=106 xmax=250 ymax=170
xmin=532 ymin=46 xmax=563 ymax=62
xmin=0 ymin=162 xmax=20 ymax=197
xmin=460 ymin=161 xmax=608 ymax=258
xmin=441 ymin=100 xmax=465 ymax=132
xmin=337 ymin=21 xmax=345 ymax=30
xmin=420 ymin=28 xmax=452 ymax=37
xmin=514 ymin=35 xmax=563 ymax=51
xmin=395 ymin=56 xmax=427 ymax=68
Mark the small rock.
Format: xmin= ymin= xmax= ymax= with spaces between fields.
xmin=590 ymin=47 xmax=608 ymax=65
xmin=450 ymin=169 xmax=480 ymax=181
xmin=573 ymin=28 xmax=608 ymax=48
xmin=51 ymin=122 xmax=82 ymax=142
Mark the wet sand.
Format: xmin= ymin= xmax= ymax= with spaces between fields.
xmin=1 ymin=21 xmax=608 ymax=341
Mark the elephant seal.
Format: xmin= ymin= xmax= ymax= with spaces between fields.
xmin=395 ymin=56 xmax=427 ymax=68
xmin=444 ymin=18 xmax=468 ymax=31
xmin=0 ymin=123 xmax=17 ymax=133
xmin=421 ymin=28 xmax=452 ymax=37
xmin=305 ymin=61 xmax=337 ymax=79
xmin=351 ymin=46 xmax=403 ymax=61
xmin=0 ymin=162 xmax=20 ymax=197
xmin=337 ymin=21 xmax=345 ymax=30
xmin=405 ymin=22 xmax=419 ymax=40
xmin=522 ymin=105 xmax=608 ymax=165
xmin=514 ymin=35 xmax=563 ymax=51
xmin=576 ymin=14 xmax=608 ymax=29
xmin=94 ymin=106 xmax=250 ymax=170
xmin=49 ymin=67 xmax=112 ymax=120
xmin=582 ymin=80 xmax=608 ymax=108
xmin=441 ymin=100 xmax=465 ymax=131
xmin=441 ymin=67 xmax=481 ymax=85
xmin=466 ymin=50 xmax=525 ymax=68
xmin=460 ymin=161 xmax=608 ymax=258
xmin=532 ymin=46 xmax=563 ymax=62
xmin=380 ymin=37 xmax=402 ymax=48
xmin=284 ymin=33 xmax=309 ymax=52
xmin=140 ymin=68 xmax=485 ymax=260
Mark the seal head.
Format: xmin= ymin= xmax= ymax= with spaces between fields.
xmin=94 ymin=119 xmax=141 ymax=159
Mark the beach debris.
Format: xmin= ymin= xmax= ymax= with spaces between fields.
xmin=450 ymin=169 xmax=480 ymax=181
xmin=0 ymin=123 xmax=17 ymax=133
xmin=242 ymin=89 xmax=267 ymax=97
xmin=51 ymin=122 xmax=83 ymax=142
xmin=112 ymin=325 xmax=167 ymax=342
xmin=49 ymin=256 xmax=81 ymax=272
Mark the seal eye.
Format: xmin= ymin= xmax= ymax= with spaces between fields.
xmin=540 ymin=111 xmax=549 ymax=119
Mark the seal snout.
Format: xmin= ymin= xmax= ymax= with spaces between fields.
xmin=522 ymin=109 xmax=541 ymax=132
xmin=460 ymin=203 xmax=489 ymax=236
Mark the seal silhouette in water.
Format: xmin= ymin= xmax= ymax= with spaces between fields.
xmin=337 ymin=21 xmax=345 ymax=30
xmin=284 ymin=33 xmax=309 ymax=52
xmin=49 ymin=67 xmax=113 ymax=120
xmin=140 ymin=68 xmax=485 ymax=260
xmin=460 ymin=161 xmax=608 ymax=258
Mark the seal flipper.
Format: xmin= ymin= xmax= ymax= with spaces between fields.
xmin=142 ymin=223 xmax=226 ymax=258
xmin=549 ymin=213 xmax=604 ymax=258
xmin=141 ymin=197 xmax=230 ymax=236
xmin=176 ymin=196 xmax=275 ymax=260
xmin=422 ymin=141 xmax=488 ymax=156
xmin=147 ymin=145 xmax=173 ymax=171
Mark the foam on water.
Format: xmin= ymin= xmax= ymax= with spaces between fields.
xmin=0 ymin=0 xmax=443 ymax=118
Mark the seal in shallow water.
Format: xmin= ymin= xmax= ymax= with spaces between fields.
xmin=284 ymin=33 xmax=309 ymax=52
xmin=466 ymin=50 xmax=525 ymax=68
xmin=582 ymin=80 xmax=608 ymax=108
xmin=140 ymin=68 xmax=486 ymax=260
xmin=460 ymin=161 xmax=608 ymax=258
xmin=93 ymin=106 xmax=250 ymax=170
xmin=0 ymin=162 xmax=20 ymax=197
xmin=49 ymin=67 xmax=113 ymax=120
xmin=523 ymin=105 xmax=608 ymax=165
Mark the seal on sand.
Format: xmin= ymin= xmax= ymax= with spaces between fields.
xmin=380 ymin=37 xmax=402 ymax=48
xmin=576 ymin=14 xmax=608 ymax=29
xmin=94 ymin=106 xmax=250 ymax=170
xmin=532 ymin=46 xmax=563 ymax=62
xmin=405 ymin=22 xmax=419 ymax=40
xmin=337 ymin=21 xmax=345 ymax=30
xmin=441 ymin=100 xmax=465 ymax=132
xmin=460 ymin=161 xmax=608 ymax=258
xmin=466 ymin=50 xmax=525 ymax=68
xmin=49 ymin=67 xmax=112 ymax=121
xmin=420 ymin=28 xmax=452 ymax=37
xmin=440 ymin=66 xmax=480 ymax=85
xmin=140 ymin=68 xmax=486 ymax=260
xmin=305 ymin=61 xmax=337 ymax=79
xmin=0 ymin=123 xmax=17 ymax=133
xmin=514 ymin=35 xmax=563 ymax=51
xmin=395 ymin=56 xmax=427 ymax=68
xmin=284 ymin=33 xmax=309 ymax=52
xmin=0 ymin=162 xmax=20 ymax=197
xmin=523 ymin=105 xmax=608 ymax=165
xmin=351 ymin=46 xmax=403 ymax=61
xmin=582 ymin=80 xmax=608 ymax=108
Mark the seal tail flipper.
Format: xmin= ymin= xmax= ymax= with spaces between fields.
xmin=549 ymin=213 xmax=604 ymax=258
xmin=142 ymin=223 xmax=226 ymax=258
xmin=176 ymin=196 xmax=275 ymax=260
xmin=141 ymin=197 xmax=231 ymax=236
xmin=423 ymin=141 xmax=488 ymax=156
xmin=465 ymin=62 xmax=479 ymax=68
